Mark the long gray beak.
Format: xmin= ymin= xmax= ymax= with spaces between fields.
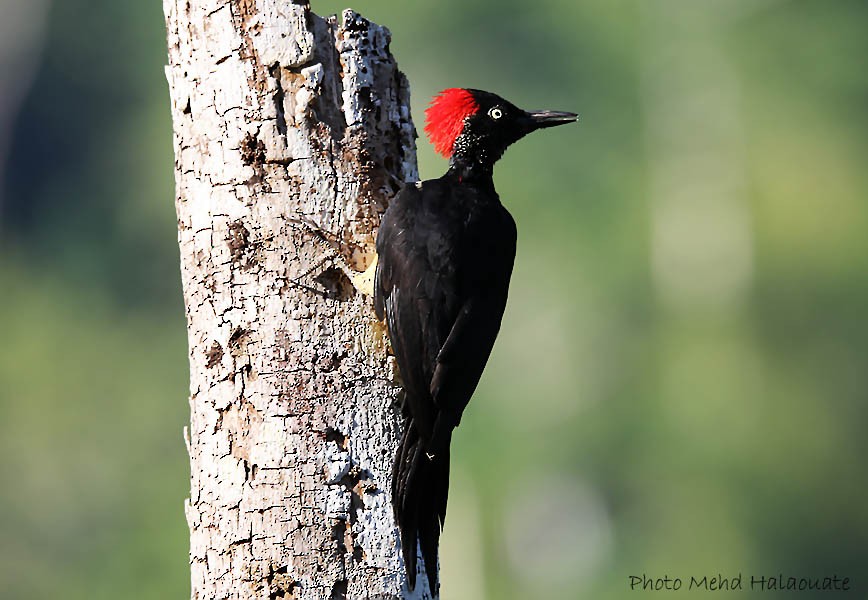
xmin=527 ymin=109 xmax=579 ymax=129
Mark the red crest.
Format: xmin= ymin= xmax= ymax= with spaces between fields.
xmin=424 ymin=88 xmax=479 ymax=158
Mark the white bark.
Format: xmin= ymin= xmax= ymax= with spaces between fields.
xmin=163 ymin=1 xmax=430 ymax=598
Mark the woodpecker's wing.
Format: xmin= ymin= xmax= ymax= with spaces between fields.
xmin=374 ymin=179 xmax=517 ymax=444
xmin=375 ymin=181 xmax=460 ymax=440
xmin=427 ymin=210 xmax=516 ymax=450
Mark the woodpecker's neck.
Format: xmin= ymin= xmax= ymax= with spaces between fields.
xmin=447 ymin=144 xmax=501 ymax=191
xmin=450 ymin=121 xmax=512 ymax=175
xmin=448 ymin=156 xmax=492 ymax=178
xmin=446 ymin=160 xmax=496 ymax=194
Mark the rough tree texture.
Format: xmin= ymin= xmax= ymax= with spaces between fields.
xmin=164 ymin=1 xmax=431 ymax=598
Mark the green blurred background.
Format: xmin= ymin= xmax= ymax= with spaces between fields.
xmin=1 ymin=0 xmax=866 ymax=598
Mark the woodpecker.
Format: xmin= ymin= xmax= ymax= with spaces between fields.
xmin=373 ymin=88 xmax=577 ymax=592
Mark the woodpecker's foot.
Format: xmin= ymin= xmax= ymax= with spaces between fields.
xmin=289 ymin=217 xmax=377 ymax=297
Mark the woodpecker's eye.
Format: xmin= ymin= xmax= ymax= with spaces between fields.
xmin=488 ymin=107 xmax=503 ymax=120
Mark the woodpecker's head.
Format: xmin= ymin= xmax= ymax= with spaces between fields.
xmin=424 ymin=88 xmax=577 ymax=169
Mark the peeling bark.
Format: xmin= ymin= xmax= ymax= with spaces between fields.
xmin=163 ymin=1 xmax=430 ymax=597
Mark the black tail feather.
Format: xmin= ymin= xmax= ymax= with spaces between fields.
xmin=392 ymin=418 xmax=451 ymax=594
xmin=392 ymin=420 xmax=421 ymax=587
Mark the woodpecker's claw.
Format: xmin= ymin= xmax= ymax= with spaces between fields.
xmin=288 ymin=217 xmax=377 ymax=297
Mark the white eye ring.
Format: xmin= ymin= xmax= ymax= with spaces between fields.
xmin=489 ymin=107 xmax=503 ymax=120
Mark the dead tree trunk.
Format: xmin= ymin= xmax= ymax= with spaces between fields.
xmin=163 ymin=1 xmax=428 ymax=598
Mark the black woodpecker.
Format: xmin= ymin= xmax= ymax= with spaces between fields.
xmin=372 ymin=88 xmax=577 ymax=592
